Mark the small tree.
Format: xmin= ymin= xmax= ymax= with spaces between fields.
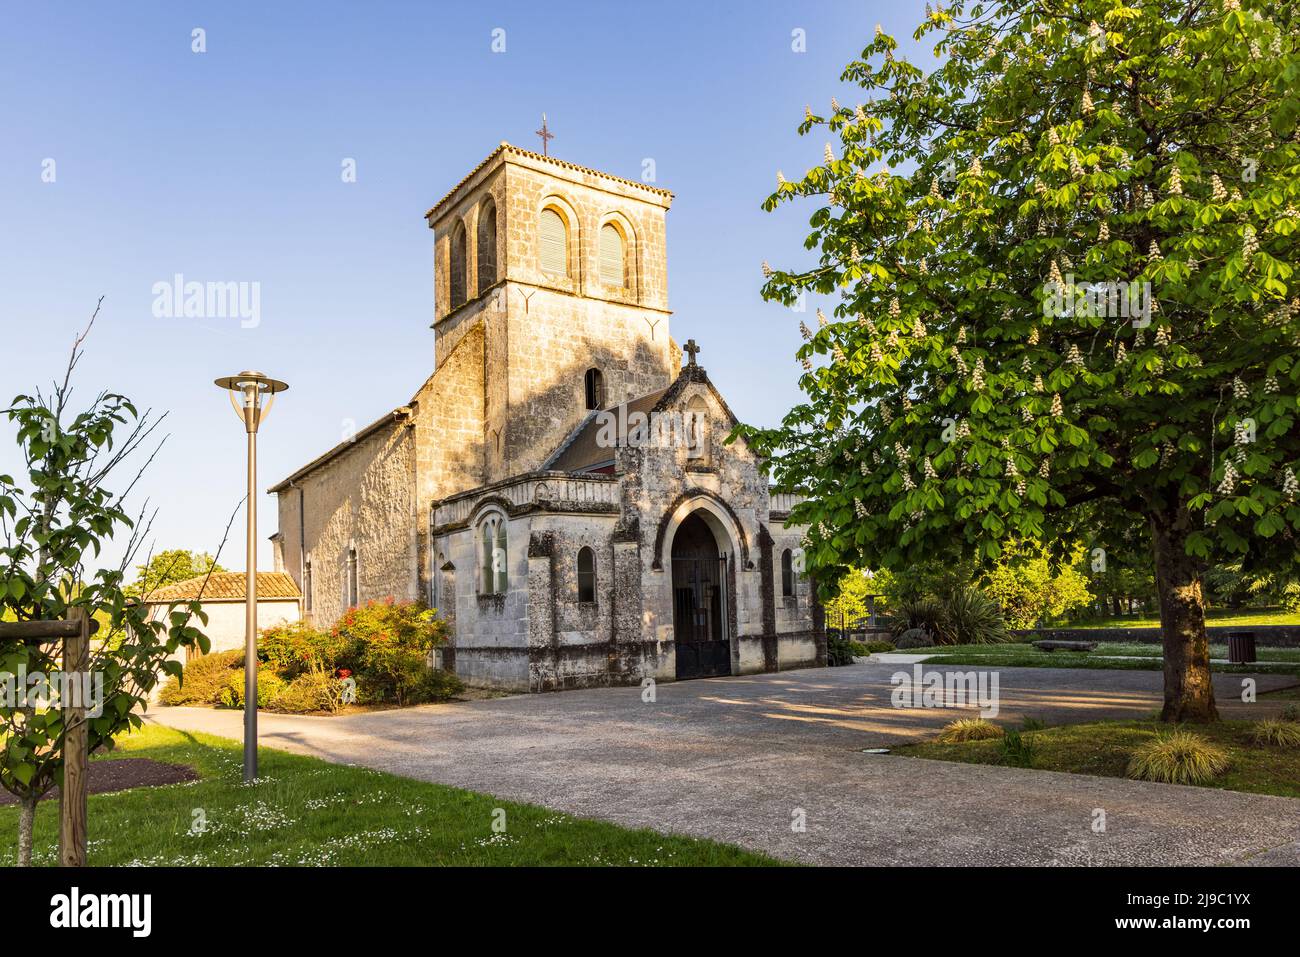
xmin=126 ymin=549 xmax=226 ymax=599
xmin=983 ymin=542 xmax=1094 ymax=627
xmin=0 ymin=301 xmax=209 ymax=864
xmin=739 ymin=1 xmax=1300 ymax=721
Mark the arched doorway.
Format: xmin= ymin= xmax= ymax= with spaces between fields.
xmin=671 ymin=512 xmax=731 ymax=679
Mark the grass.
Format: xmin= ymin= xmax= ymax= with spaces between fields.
xmin=896 ymin=719 xmax=1300 ymax=798
xmin=937 ymin=717 xmax=1004 ymax=742
xmin=1064 ymin=607 xmax=1300 ymax=629
xmin=1127 ymin=730 xmax=1232 ymax=785
xmin=911 ymin=642 xmax=1300 ymax=676
xmin=0 ymin=725 xmax=777 ymax=866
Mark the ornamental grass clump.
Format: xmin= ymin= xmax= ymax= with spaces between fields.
xmin=938 ymin=717 xmax=1004 ymax=743
xmin=1251 ymin=719 xmax=1300 ymax=748
xmin=1126 ymin=730 xmax=1231 ymax=785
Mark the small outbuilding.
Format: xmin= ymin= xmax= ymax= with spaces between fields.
xmin=143 ymin=571 xmax=302 ymax=659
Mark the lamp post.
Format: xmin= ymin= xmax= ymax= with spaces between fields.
xmin=214 ymin=371 xmax=288 ymax=782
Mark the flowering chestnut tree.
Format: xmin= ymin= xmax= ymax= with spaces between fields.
xmin=737 ymin=0 xmax=1300 ymax=721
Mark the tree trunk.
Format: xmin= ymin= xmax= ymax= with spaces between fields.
xmin=1150 ymin=507 xmax=1218 ymax=722
xmin=17 ymin=795 xmax=36 ymax=867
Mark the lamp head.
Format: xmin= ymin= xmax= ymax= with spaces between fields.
xmin=214 ymin=370 xmax=288 ymax=432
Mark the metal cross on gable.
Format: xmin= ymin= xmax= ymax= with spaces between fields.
xmin=684 ymin=338 xmax=701 ymax=367
xmin=535 ymin=113 xmax=554 ymax=156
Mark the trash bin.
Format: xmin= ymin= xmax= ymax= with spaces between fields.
xmin=1227 ymin=631 xmax=1257 ymax=664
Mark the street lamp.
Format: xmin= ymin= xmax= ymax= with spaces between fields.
xmin=214 ymin=371 xmax=288 ymax=782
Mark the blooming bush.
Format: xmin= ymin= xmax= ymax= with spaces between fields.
xmin=157 ymin=599 xmax=460 ymax=712
xmin=333 ymin=600 xmax=457 ymax=705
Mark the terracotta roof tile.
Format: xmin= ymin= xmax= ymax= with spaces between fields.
xmin=143 ymin=571 xmax=301 ymax=603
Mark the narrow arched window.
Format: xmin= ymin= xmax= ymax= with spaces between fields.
xmin=599 ymin=222 xmax=625 ymax=288
xmin=480 ymin=514 xmax=508 ymax=595
xmin=781 ymin=549 xmax=794 ymax=598
xmin=303 ymin=555 xmax=313 ymax=613
xmin=577 ymin=547 xmax=596 ymax=603
xmin=477 ymin=200 xmax=497 ymax=289
xmin=584 ymin=368 xmax=604 ymax=410
xmin=346 ymin=546 xmax=359 ymax=607
xmin=539 ymin=207 xmax=568 ymax=277
xmin=450 ymin=222 xmax=468 ymax=308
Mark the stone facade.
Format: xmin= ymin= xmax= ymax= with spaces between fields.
xmin=271 ymin=143 xmax=820 ymax=692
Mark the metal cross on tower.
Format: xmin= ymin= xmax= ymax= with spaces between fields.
xmin=535 ymin=113 xmax=554 ymax=156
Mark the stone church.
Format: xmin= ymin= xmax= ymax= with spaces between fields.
xmin=269 ymin=142 xmax=822 ymax=691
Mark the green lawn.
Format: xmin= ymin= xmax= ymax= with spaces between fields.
xmin=1063 ymin=607 xmax=1300 ymax=629
xmin=895 ymin=718 xmax=1300 ymax=798
xmin=914 ymin=642 xmax=1300 ymax=676
xmin=0 ymin=725 xmax=776 ymax=866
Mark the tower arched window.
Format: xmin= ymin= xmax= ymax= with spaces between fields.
xmin=599 ymin=222 xmax=626 ymax=288
xmin=584 ymin=368 xmax=604 ymax=411
xmin=479 ymin=513 xmax=508 ymax=595
xmin=781 ymin=549 xmax=795 ymax=598
xmin=450 ymin=221 xmax=468 ymax=308
xmin=539 ymin=207 xmax=568 ymax=277
xmin=477 ymin=200 xmax=497 ymax=289
xmin=577 ymin=547 xmax=596 ymax=603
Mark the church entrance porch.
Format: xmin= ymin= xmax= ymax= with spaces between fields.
xmin=671 ymin=512 xmax=731 ymax=680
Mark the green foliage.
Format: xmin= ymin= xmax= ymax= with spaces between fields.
xmin=157 ymin=650 xmax=243 ymax=706
xmin=267 ymin=669 xmax=341 ymax=714
xmin=825 ymin=631 xmax=856 ymax=665
xmin=334 ymin=600 xmax=456 ymax=706
xmin=217 ymin=669 xmax=285 ymax=710
xmin=938 ymin=717 xmax=1004 ymax=742
xmin=1000 ymin=729 xmax=1037 ymax=768
xmin=259 ymin=621 xmax=357 ymax=680
xmin=1281 ymin=703 xmax=1300 ymax=722
xmin=944 ymin=584 xmax=1012 ymax=644
xmin=158 ymin=599 xmax=460 ymax=711
xmin=736 ymin=2 xmax=1300 ymax=717
xmin=1127 ymin=730 xmax=1232 ymax=784
xmin=822 ymin=569 xmax=879 ymax=624
xmin=864 ymin=639 xmax=896 ymax=653
xmin=983 ymin=542 xmax=1094 ymax=627
xmin=0 ymin=307 xmax=209 ymax=862
xmin=1251 ymin=718 xmax=1300 ymax=746
xmin=891 ymin=587 xmax=1010 ymax=644
xmin=125 ymin=549 xmax=226 ymax=599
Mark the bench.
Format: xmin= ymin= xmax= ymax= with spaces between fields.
xmin=1032 ymin=639 xmax=1098 ymax=653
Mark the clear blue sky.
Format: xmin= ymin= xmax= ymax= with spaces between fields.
xmin=0 ymin=0 xmax=934 ymax=575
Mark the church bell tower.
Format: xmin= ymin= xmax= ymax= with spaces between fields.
xmin=425 ymin=141 xmax=677 ymax=482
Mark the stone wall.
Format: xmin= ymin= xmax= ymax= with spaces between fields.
xmin=275 ymin=419 xmax=417 ymax=627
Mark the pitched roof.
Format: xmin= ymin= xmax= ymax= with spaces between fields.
xmin=143 ymin=571 xmax=301 ymax=603
xmin=424 ymin=142 xmax=673 ymax=220
xmin=546 ymin=387 xmax=673 ymax=473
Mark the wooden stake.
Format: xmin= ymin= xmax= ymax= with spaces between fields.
xmin=59 ymin=608 xmax=89 ymax=867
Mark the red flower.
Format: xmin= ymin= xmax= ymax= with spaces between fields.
xmin=336 ymin=668 xmax=352 ymax=679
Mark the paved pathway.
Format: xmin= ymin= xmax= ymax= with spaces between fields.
xmin=147 ymin=663 xmax=1300 ymax=866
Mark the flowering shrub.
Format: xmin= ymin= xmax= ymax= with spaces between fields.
xmin=333 ymin=600 xmax=457 ymax=706
xmin=259 ymin=620 xmax=360 ymax=679
xmin=158 ymin=600 xmax=459 ymax=712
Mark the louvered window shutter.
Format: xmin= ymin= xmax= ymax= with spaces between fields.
xmin=599 ymin=223 xmax=624 ymax=287
xmin=539 ymin=209 xmax=567 ymax=276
